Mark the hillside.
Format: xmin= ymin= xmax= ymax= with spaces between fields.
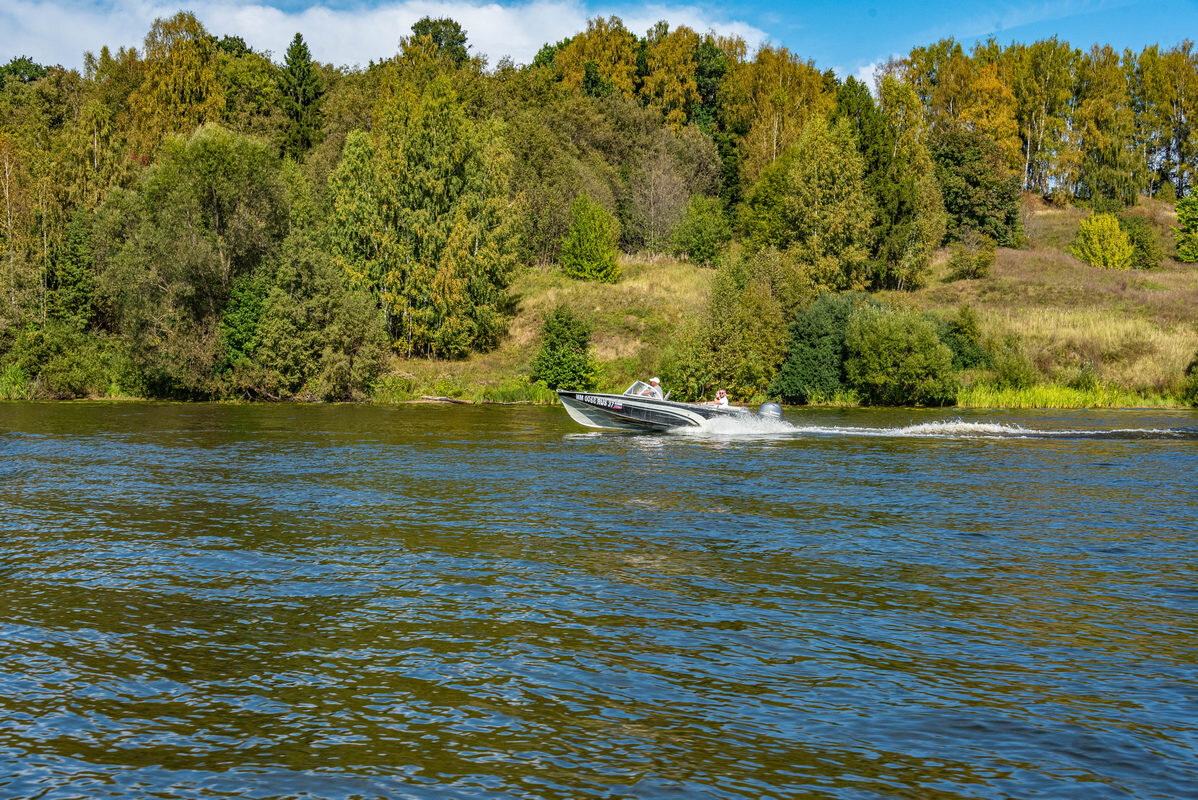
xmin=378 ymin=258 xmax=712 ymax=402
xmin=386 ymin=198 xmax=1198 ymax=406
xmin=898 ymin=198 xmax=1197 ymax=398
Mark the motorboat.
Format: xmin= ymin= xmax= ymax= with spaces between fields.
xmin=557 ymin=381 xmax=782 ymax=431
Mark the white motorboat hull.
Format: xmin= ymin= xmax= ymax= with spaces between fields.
xmin=557 ymin=390 xmax=749 ymax=431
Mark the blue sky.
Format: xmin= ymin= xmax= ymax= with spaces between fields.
xmin=736 ymin=0 xmax=1198 ymax=79
xmin=2 ymin=0 xmax=1195 ymax=78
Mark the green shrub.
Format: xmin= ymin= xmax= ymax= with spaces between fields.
xmin=0 ymin=363 xmax=32 ymax=400
xmin=1182 ymin=352 xmax=1198 ymax=407
xmin=1156 ymin=181 xmax=1177 ymax=203
xmin=530 ymin=305 xmax=599 ymax=391
xmin=1176 ymin=195 xmax=1198 ymax=263
xmin=1069 ymin=361 xmax=1101 ymax=392
xmin=372 ymin=372 xmax=416 ymax=403
xmin=770 ymin=293 xmax=875 ymax=404
xmin=935 ymin=305 xmax=989 ymax=370
xmin=217 ymin=274 xmax=267 ymax=372
xmin=1090 ymin=195 xmax=1127 ymax=214
xmin=1183 ymin=374 xmax=1198 ymax=406
xmin=946 ymin=228 xmax=995 ymax=280
xmin=1071 ymin=212 xmax=1134 ymax=269
xmin=1118 ymin=215 xmax=1165 ymax=270
xmin=659 ymin=321 xmax=713 ymax=402
xmin=477 ymin=376 xmax=558 ymax=404
xmin=843 ymin=307 xmax=957 ymax=406
xmin=560 ymin=195 xmax=620 ymax=283
xmin=990 ymin=336 xmax=1037 ymax=389
xmin=671 ymin=195 xmax=731 ymax=267
xmin=431 ymin=374 xmax=466 ymax=398
xmin=2 ymin=323 xmax=137 ymax=398
xmin=40 ymin=346 xmax=109 ymax=397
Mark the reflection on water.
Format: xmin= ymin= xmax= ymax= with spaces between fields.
xmin=1 ymin=402 xmax=1196 ymax=799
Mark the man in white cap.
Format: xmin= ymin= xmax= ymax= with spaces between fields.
xmin=645 ymin=377 xmax=663 ymax=399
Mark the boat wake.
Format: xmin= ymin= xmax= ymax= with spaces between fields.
xmin=677 ymin=416 xmax=1198 ymax=441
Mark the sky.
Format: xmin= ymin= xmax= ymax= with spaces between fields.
xmin=1 ymin=0 xmax=1195 ymax=81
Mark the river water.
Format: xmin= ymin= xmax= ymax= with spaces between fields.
xmin=1 ymin=402 xmax=1196 ymax=799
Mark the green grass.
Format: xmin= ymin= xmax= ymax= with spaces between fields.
xmin=0 ymin=363 xmax=33 ymax=400
xmin=804 ymin=388 xmax=862 ymax=406
xmin=957 ymin=382 xmax=1180 ymax=409
xmin=474 ymin=377 xmax=559 ymax=404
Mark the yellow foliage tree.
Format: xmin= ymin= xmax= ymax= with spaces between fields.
xmin=640 ymin=22 xmax=701 ymax=132
xmin=905 ymin=39 xmax=973 ymax=132
xmin=554 ymin=17 xmax=639 ymax=97
xmin=1061 ymin=45 xmax=1141 ymax=203
xmin=960 ymin=62 xmax=1022 ymax=170
xmin=878 ymin=74 xmax=925 ymax=153
xmin=129 ymin=12 xmax=224 ymax=154
xmin=719 ymin=44 xmax=833 ymax=185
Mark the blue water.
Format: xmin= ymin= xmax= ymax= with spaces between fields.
xmin=1 ymin=402 xmax=1196 ymax=799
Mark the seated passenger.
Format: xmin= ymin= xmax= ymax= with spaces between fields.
xmin=706 ymin=388 xmax=729 ymax=407
xmin=642 ymin=377 xmax=664 ymax=399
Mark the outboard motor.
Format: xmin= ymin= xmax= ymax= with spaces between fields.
xmin=757 ymin=402 xmax=783 ymax=421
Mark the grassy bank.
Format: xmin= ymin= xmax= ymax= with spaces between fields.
xmin=373 ymin=198 xmax=1198 ymax=409
xmin=956 ymin=383 xmax=1179 ymax=409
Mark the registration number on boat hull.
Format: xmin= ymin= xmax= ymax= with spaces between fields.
xmin=580 ymin=395 xmax=623 ymax=410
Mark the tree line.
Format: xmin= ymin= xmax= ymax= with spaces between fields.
xmin=0 ymin=12 xmax=1195 ymax=401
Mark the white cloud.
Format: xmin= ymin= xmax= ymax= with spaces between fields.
xmin=0 ymin=1 xmax=769 ymax=70
xmin=854 ymin=61 xmax=879 ymax=88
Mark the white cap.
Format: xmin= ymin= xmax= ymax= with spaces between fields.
xmin=650 ymin=377 xmax=660 ymax=384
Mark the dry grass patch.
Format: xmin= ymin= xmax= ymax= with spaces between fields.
xmin=1022 ymin=204 xmax=1087 ymax=252
xmin=983 ymin=307 xmax=1197 ymax=392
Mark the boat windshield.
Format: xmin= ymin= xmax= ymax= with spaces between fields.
xmin=623 ymin=381 xmax=651 ymax=396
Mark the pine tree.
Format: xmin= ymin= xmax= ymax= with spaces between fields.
xmin=560 ymin=195 xmax=620 ymax=283
xmin=277 ymin=33 xmax=325 ymax=159
xmin=1175 ymin=196 xmax=1198 ymax=263
xmin=47 ymin=210 xmax=95 ymax=328
xmin=327 ymin=131 xmax=394 ymax=333
xmin=369 ymin=78 xmax=519 ymax=357
xmin=530 ymin=305 xmax=598 ymax=390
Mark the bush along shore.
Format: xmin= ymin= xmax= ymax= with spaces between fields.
xmin=2 ymin=15 xmax=1197 ymax=408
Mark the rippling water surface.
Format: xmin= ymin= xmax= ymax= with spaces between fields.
xmin=1 ymin=402 xmax=1196 ymax=799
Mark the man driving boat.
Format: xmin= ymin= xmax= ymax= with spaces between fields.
xmin=640 ymin=377 xmax=664 ymax=399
